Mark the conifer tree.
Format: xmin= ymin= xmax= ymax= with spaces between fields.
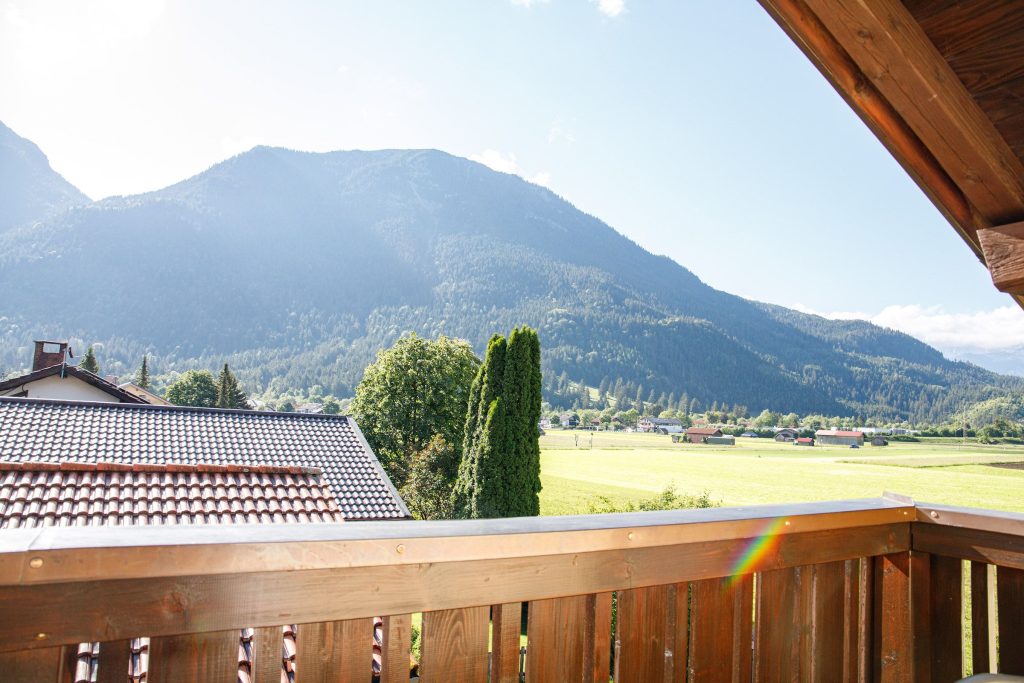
xmin=79 ymin=346 xmax=100 ymax=374
xmin=454 ymin=327 xmax=541 ymax=519
xmin=216 ymin=363 xmax=249 ymax=409
xmin=136 ymin=355 xmax=150 ymax=389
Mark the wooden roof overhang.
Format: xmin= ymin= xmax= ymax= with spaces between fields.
xmin=758 ymin=0 xmax=1024 ymax=305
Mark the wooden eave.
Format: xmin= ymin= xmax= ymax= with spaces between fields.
xmin=758 ymin=0 xmax=1024 ymax=305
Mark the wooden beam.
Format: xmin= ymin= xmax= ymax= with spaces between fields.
xmin=0 ymin=523 xmax=909 ymax=654
xmin=0 ymin=498 xmax=913 ymax=586
xmin=799 ymin=0 xmax=1024 ymax=225
xmin=757 ymin=0 xmax=986 ymax=256
xmin=978 ymin=221 xmax=1024 ymax=293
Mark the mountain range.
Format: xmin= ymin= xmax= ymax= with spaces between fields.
xmin=1 ymin=120 xmax=1020 ymax=422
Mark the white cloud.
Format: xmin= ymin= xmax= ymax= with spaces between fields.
xmin=470 ymin=149 xmax=551 ymax=187
xmin=593 ymin=0 xmax=625 ymax=17
xmin=546 ymin=119 xmax=577 ymax=145
xmin=791 ymin=303 xmax=1024 ymax=353
xmin=336 ymin=64 xmax=350 ymax=74
xmin=510 ymin=0 xmax=549 ymax=7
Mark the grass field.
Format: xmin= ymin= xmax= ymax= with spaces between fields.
xmin=538 ymin=430 xmax=1024 ymax=515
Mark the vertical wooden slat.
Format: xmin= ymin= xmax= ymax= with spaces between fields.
xmin=857 ymin=557 xmax=874 ymax=683
xmin=148 ymin=630 xmax=239 ymax=683
xmin=615 ymin=585 xmax=666 ymax=683
xmin=251 ymin=627 xmax=283 ymax=683
xmin=807 ymin=561 xmax=847 ymax=682
xmin=419 ymin=606 xmax=489 ymax=683
xmin=491 ymin=604 xmax=520 ymax=683
xmin=873 ymin=552 xmax=912 ymax=683
xmin=840 ymin=559 xmax=863 ymax=683
xmin=997 ymin=566 xmax=1024 ymax=674
xmin=929 ymin=556 xmax=963 ymax=682
xmin=380 ymin=614 xmax=412 ymax=683
xmin=527 ymin=595 xmax=589 ymax=681
xmin=910 ymin=551 xmax=932 ymax=683
xmin=585 ymin=592 xmax=613 ymax=683
xmin=615 ymin=584 xmax=687 ymax=683
xmin=293 ymin=619 xmax=374 ymax=683
xmin=689 ymin=575 xmax=753 ymax=683
xmin=755 ymin=561 xmax=847 ymax=682
xmin=0 ymin=646 xmax=64 ymax=682
xmin=970 ymin=562 xmax=991 ymax=675
xmin=97 ymin=639 xmax=132 ymax=683
xmin=754 ymin=568 xmax=798 ymax=683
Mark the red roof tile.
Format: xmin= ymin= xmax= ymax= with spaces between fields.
xmin=0 ymin=461 xmax=345 ymax=529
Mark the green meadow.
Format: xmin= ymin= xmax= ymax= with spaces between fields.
xmin=538 ymin=430 xmax=1024 ymax=515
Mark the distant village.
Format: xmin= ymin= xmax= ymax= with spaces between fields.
xmin=540 ymin=411 xmax=919 ymax=448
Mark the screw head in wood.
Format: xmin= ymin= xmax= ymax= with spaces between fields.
xmin=396 ymin=544 xmax=405 ymax=554
xmin=29 ymin=557 xmax=43 ymax=569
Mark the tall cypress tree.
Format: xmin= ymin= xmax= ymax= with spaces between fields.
xmin=79 ymin=346 xmax=100 ymax=374
xmin=136 ymin=355 xmax=150 ymax=389
xmin=454 ymin=327 xmax=541 ymax=518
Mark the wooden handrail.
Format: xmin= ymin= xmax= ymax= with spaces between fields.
xmin=0 ymin=498 xmax=913 ymax=653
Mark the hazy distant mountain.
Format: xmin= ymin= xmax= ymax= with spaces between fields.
xmin=0 ymin=122 xmax=89 ymax=234
xmin=0 ymin=140 xmax=1019 ymax=421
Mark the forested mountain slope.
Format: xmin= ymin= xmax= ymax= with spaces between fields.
xmin=1 ymin=138 xmax=1018 ymax=421
xmin=0 ymin=122 xmax=89 ymax=234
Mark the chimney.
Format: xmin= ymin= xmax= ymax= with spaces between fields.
xmin=32 ymin=340 xmax=71 ymax=371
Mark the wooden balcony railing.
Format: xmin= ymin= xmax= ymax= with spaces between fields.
xmin=0 ymin=496 xmax=1021 ymax=682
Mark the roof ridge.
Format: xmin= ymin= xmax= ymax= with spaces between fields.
xmin=0 ymin=396 xmax=352 ymax=421
xmin=0 ymin=460 xmax=324 ymax=476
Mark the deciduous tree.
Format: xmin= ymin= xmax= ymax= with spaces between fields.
xmin=350 ymin=334 xmax=480 ymax=489
xmin=165 ymin=370 xmax=218 ymax=407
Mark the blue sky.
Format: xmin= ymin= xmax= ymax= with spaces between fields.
xmin=2 ymin=0 xmax=1023 ymax=367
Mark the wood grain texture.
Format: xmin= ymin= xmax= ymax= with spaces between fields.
xmin=799 ymin=0 xmax=1024 ymax=223
xmin=380 ymin=614 xmax=412 ymax=683
xmin=979 ymin=221 xmax=1024 ymax=293
xmin=490 ymin=604 xmax=521 ymax=683
xmin=419 ymin=607 xmax=488 ymax=683
xmin=251 ymin=627 xmax=283 ymax=683
xmin=756 ymin=0 xmax=984 ymax=255
xmin=913 ymin=522 xmax=1024 ymax=569
xmin=147 ymin=630 xmax=239 ymax=683
xmin=928 ymin=555 xmax=963 ymax=682
xmin=873 ymin=553 xmax=912 ymax=683
xmin=970 ymin=562 xmax=991 ymax=675
xmin=689 ymin=575 xmax=753 ymax=683
xmin=585 ymin=592 xmax=613 ymax=683
xmin=997 ymin=566 xmax=1024 ymax=674
xmin=527 ymin=594 xmax=589 ymax=682
xmin=614 ymin=584 xmax=687 ymax=683
xmin=0 ymin=646 xmax=64 ymax=683
xmin=909 ymin=551 xmax=931 ymax=683
xmin=755 ymin=561 xmax=850 ymax=682
xmin=96 ymin=639 xmax=131 ymax=683
xmin=293 ymin=619 xmax=374 ymax=683
xmin=0 ymin=523 xmax=910 ymax=654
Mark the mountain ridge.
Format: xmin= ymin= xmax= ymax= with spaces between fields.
xmin=1 ymin=129 xmax=1019 ymax=422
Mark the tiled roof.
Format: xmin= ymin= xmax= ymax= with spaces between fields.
xmin=686 ymin=427 xmax=722 ymax=435
xmin=0 ymin=397 xmax=409 ymax=520
xmin=0 ymin=461 xmax=346 ymax=529
xmin=0 ymin=364 xmax=148 ymax=403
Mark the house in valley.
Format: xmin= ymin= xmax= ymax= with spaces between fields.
xmin=774 ymin=428 xmax=799 ymax=442
xmin=638 ymin=416 xmax=684 ymax=434
xmin=814 ymin=430 xmax=865 ymax=447
xmin=794 ymin=437 xmax=814 ymax=447
xmin=683 ymin=426 xmax=723 ymax=443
